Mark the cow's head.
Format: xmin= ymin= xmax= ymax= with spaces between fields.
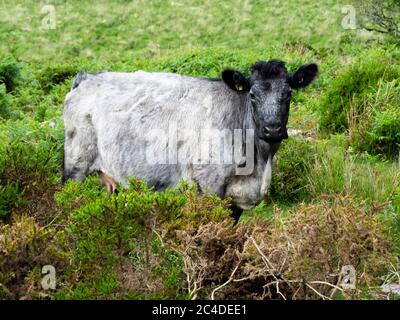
xmin=222 ymin=60 xmax=318 ymax=143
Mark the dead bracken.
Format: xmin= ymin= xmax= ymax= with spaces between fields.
xmin=171 ymin=195 xmax=395 ymax=300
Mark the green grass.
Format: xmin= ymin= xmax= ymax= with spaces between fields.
xmin=1 ymin=0 xmax=345 ymax=63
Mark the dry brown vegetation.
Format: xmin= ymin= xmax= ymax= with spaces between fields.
xmin=170 ymin=195 xmax=395 ymax=300
xmin=0 ymin=216 xmax=66 ymax=299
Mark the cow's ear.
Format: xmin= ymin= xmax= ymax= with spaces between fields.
xmin=289 ymin=63 xmax=318 ymax=89
xmin=221 ymin=69 xmax=250 ymax=93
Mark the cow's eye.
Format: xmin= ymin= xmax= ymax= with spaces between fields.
xmin=249 ymin=92 xmax=256 ymax=100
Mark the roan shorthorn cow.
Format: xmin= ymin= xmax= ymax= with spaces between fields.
xmin=62 ymin=60 xmax=318 ymax=219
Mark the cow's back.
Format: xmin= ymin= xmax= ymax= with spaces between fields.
xmin=66 ymin=71 xmax=242 ymax=129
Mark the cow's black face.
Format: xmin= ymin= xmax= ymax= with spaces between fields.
xmin=249 ymin=76 xmax=291 ymax=142
xmin=222 ymin=59 xmax=318 ymax=143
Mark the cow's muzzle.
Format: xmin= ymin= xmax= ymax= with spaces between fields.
xmin=262 ymin=125 xmax=288 ymax=142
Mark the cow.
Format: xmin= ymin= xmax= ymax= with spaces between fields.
xmin=62 ymin=59 xmax=318 ymax=219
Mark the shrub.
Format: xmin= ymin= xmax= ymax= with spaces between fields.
xmin=0 ymin=119 xmax=63 ymax=221
xmin=349 ymin=79 xmax=400 ymax=158
xmin=128 ymin=47 xmax=319 ymax=81
xmin=0 ymin=55 xmax=22 ymax=93
xmin=0 ymin=58 xmax=24 ymax=118
xmin=0 ymin=183 xmax=25 ymax=220
xmin=0 ymin=83 xmax=17 ymax=119
xmin=353 ymin=105 xmax=400 ymax=158
xmin=36 ymin=63 xmax=81 ymax=93
xmin=0 ymin=215 xmax=63 ymax=299
xmin=0 ymin=120 xmax=63 ymax=187
xmin=317 ymin=49 xmax=400 ymax=133
xmin=52 ymin=178 xmax=231 ymax=299
xmin=316 ymin=49 xmax=400 ymax=157
xmin=369 ymin=110 xmax=400 ymax=157
xmin=269 ymin=137 xmax=318 ymax=203
xmin=176 ymin=195 xmax=395 ymax=299
xmin=355 ymin=0 xmax=400 ymax=37
xmin=1 ymin=181 xmax=395 ymax=300
xmin=307 ymin=134 xmax=348 ymax=196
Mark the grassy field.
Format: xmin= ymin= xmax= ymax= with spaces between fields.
xmin=0 ymin=0 xmax=399 ymax=299
xmin=1 ymin=0 xmax=344 ymax=62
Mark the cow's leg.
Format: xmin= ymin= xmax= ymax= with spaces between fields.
xmin=99 ymin=171 xmax=117 ymax=193
xmin=230 ymin=205 xmax=243 ymax=224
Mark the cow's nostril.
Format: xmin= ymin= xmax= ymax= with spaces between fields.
xmin=263 ymin=125 xmax=285 ymax=141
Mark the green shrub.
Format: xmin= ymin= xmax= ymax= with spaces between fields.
xmin=0 ymin=119 xmax=63 ymax=215
xmin=36 ymin=63 xmax=81 ymax=92
xmin=307 ymin=134 xmax=348 ymax=195
xmin=317 ymin=49 xmax=400 ymax=131
xmin=0 ymin=83 xmax=17 ymax=119
xmin=0 ymin=183 xmax=25 ymax=220
xmin=270 ymin=137 xmax=318 ymax=203
xmin=0 ymin=55 xmax=22 ymax=93
xmin=368 ymin=107 xmax=400 ymax=156
xmin=316 ymin=49 xmax=400 ymax=157
xmin=52 ymin=177 xmax=230 ymax=299
xmin=356 ymin=105 xmax=400 ymax=157
xmin=349 ymin=79 xmax=400 ymax=158
xmin=0 ymin=57 xmax=24 ymax=118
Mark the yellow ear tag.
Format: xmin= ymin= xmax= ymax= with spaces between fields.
xmin=235 ymin=84 xmax=243 ymax=91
